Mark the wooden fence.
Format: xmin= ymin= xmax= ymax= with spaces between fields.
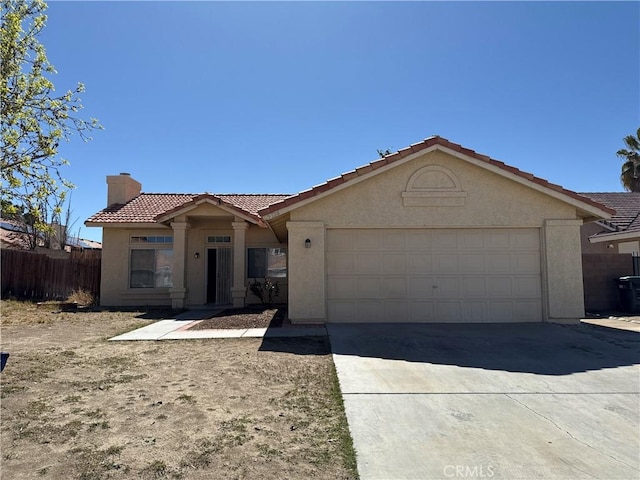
xmin=1 ymin=249 xmax=101 ymax=301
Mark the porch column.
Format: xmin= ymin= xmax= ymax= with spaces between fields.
xmin=170 ymin=221 xmax=190 ymax=309
xmin=232 ymin=221 xmax=248 ymax=308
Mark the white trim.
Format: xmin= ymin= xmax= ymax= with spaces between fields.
xmin=589 ymin=230 xmax=640 ymax=243
xmin=155 ymin=198 xmax=261 ymax=225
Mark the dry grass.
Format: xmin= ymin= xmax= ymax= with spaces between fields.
xmin=0 ymin=300 xmax=358 ymax=480
xmin=66 ymin=289 xmax=98 ymax=306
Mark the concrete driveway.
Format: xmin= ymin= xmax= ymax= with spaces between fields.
xmin=328 ymin=322 xmax=640 ymax=480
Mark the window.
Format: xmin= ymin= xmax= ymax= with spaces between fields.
xmin=131 ymin=236 xmax=173 ymax=244
xmin=130 ymin=249 xmax=173 ymax=288
xmin=206 ymin=235 xmax=231 ymax=243
xmin=247 ymin=248 xmax=287 ymax=278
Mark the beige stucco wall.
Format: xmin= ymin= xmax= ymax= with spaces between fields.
xmin=543 ymin=219 xmax=585 ymax=320
xmin=290 ymin=151 xmax=576 ymax=227
xmin=99 ymin=207 xmax=286 ymax=307
xmin=286 ymin=221 xmax=326 ymax=323
xmin=100 ymin=226 xmax=174 ymax=306
xmin=285 ymin=150 xmax=586 ymax=323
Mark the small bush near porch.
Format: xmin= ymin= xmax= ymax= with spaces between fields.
xmin=0 ymin=301 xmax=358 ymax=480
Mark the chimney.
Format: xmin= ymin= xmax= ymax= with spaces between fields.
xmin=106 ymin=173 xmax=142 ymax=206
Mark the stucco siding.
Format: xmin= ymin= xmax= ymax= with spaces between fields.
xmin=290 ymin=151 xmax=576 ymax=227
xmin=284 ymin=150 xmax=586 ymax=323
xmin=100 ymin=226 xmax=174 ymax=307
xmin=543 ymin=220 xmax=585 ymax=320
xmin=100 ymin=219 xmax=286 ymax=307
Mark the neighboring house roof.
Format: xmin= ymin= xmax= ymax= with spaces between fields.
xmin=0 ymin=219 xmax=102 ymax=250
xmin=259 ymin=136 xmax=614 ymax=219
xmin=0 ymin=220 xmax=33 ymax=249
xmin=580 ymin=192 xmax=640 ymax=243
xmin=86 ymin=193 xmax=291 ymax=225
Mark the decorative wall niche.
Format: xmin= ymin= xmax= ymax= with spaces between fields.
xmin=402 ymin=165 xmax=467 ymax=207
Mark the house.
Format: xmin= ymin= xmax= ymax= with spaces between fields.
xmin=579 ymin=192 xmax=640 ymax=256
xmin=579 ymin=192 xmax=640 ymax=312
xmin=1 ymin=219 xmax=102 ymax=258
xmin=86 ymin=136 xmax=613 ymax=323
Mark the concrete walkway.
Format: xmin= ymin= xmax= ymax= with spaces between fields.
xmin=109 ymin=309 xmax=326 ymax=341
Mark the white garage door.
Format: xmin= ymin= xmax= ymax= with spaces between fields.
xmin=326 ymin=228 xmax=542 ymax=323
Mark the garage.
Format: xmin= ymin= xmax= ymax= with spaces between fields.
xmin=261 ymin=136 xmax=613 ymax=324
xmin=327 ymin=228 xmax=542 ymax=322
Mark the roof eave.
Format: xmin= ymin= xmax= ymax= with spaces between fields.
xmin=84 ymin=221 xmax=171 ymax=229
xmin=262 ymin=141 xmax=614 ymax=222
xmin=154 ymin=196 xmax=264 ymax=226
xmin=589 ymin=229 xmax=640 ymax=243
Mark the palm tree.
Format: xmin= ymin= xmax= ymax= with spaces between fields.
xmin=618 ymin=128 xmax=640 ymax=192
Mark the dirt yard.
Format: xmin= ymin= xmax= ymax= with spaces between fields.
xmin=0 ymin=301 xmax=358 ymax=480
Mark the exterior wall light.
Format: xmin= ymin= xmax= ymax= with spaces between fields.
xmin=194 ymin=252 xmax=200 ymax=259
xmin=305 ymin=239 xmax=311 ymax=248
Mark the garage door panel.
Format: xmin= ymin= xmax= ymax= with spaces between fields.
xmin=513 ymin=277 xmax=542 ymax=297
xmin=382 ymin=254 xmax=406 ymax=274
xmin=382 ymin=231 xmax=406 ymax=250
xmin=487 ymin=277 xmax=513 ymax=297
xmin=460 ymin=254 xmax=485 ymax=273
xmin=328 ymin=277 xmax=355 ymax=299
xmin=513 ymin=253 xmax=541 ymax=273
xmin=328 ymin=301 xmax=355 ymax=322
xmin=433 ymin=231 xmax=459 ymax=249
xmin=408 ymin=277 xmax=436 ymax=298
xmin=488 ymin=301 xmax=514 ymax=321
xmin=383 ymin=277 xmax=408 ymax=298
xmin=356 ymin=277 xmax=381 ymax=297
xmin=358 ymin=301 xmax=384 ymax=322
xmin=355 ymin=253 xmax=381 ymax=274
xmin=384 ymin=301 xmax=409 ymax=321
xmin=488 ymin=231 xmax=511 ymax=250
xmin=464 ymin=302 xmax=488 ymax=322
xmin=485 ymin=254 xmax=512 ymax=273
xmin=327 ymin=253 xmax=354 ymax=273
xmin=460 ymin=231 xmax=485 ymax=249
xmin=356 ymin=231 xmax=380 ymax=251
xmin=436 ymin=278 xmax=461 ymax=297
xmin=407 ymin=231 xmax=432 ymax=250
xmin=515 ymin=301 xmax=543 ymax=321
xmin=407 ymin=253 xmax=433 ymax=273
xmin=410 ymin=301 xmax=435 ymax=321
xmin=436 ymin=302 xmax=462 ymax=320
xmin=434 ymin=254 xmax=460 ymax=273
xmin=327 ymin=230 xmax=353 ymax=252
xmin=511 ymin=230 xmax=539 ymax=250
xmin=327 ymin=228 xmax=542 ymax=323
xmin=461 ymin=277 xmax=487 ymax=297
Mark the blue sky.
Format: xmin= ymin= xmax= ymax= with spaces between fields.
xmin=39 ymin=1 xmax=639 ymax=242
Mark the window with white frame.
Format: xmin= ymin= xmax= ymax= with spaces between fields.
xmin=247 ymin=247 xmax=287 ymax=278
xmin=206 ymin=235 xmax=231 ymax=243
xmin=130 ymin=236 xmax=174 ymax=288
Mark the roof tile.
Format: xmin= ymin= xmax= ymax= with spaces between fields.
xmin=87 ymin=193 xmax=290 ymax=224
xmin=580 ymin=193 xmax=640 ymax=234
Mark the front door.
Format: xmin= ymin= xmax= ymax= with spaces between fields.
xmin=206 ymin=248 xmax=232 ymax=305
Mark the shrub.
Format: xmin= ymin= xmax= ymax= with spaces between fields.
xmin=249 ymin=278 xmax=280 ymax=306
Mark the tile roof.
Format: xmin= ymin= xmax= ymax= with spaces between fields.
xmin=580 ymin=192 xmax=640 ymax=235
xmin=86 ymin=193 xmax=291 ymax=224
xmin=259 ymin=136 xmax=614 ymax=217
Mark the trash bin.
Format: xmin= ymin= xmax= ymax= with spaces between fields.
xmin=616 ymin=276 xmax=640 ymax=313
